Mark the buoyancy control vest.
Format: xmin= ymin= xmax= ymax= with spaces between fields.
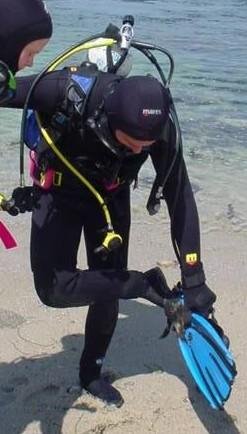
xmin=24 ymin=65 xmax=159 ymax=192
xmin=25 ymin=63 xmax=181 ymax=213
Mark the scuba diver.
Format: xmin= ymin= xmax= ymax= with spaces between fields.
xmin=0 ymin=0 xmax=52 ymax=247
xmin=0 ymin=19 xmax=217 ymax=407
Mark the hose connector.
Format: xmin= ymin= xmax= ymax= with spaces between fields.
xmin=120 ymin=15 xmax=134 ymax=50
xmin=95 ymin=231 xmax=123 ymax=256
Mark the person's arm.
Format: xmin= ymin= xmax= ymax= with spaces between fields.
xmin=0 ymin=70 xmax=69 ymax=216
xmin=149 ymin=131 xmax=202 ymax=271
xmin=150 ymin=126 xmax=216 ymax=314
xmin=163 ymin=154 xmax=201 ymax=271
xmin=0 ymin=69 xmax=68 ymax=113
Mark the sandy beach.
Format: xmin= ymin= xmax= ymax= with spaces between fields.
xmin=0 ymin=209 xmax=246 ymax=434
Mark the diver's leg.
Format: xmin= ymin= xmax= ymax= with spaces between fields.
xmin=30 ymin=190 xmax=84 ymax=305
xmin=79 ymin=186 xmax=131 ymax=407
xmin=31 ymin=190 xmax=165 ymax=308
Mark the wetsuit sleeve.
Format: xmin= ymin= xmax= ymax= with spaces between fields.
xmin=0 ymin=69 xmax=69 ymax=113
xmin=150 ymin=134 xmax=205 ymax=285
xmin=163 ymin=150 xmax=201 ymax=267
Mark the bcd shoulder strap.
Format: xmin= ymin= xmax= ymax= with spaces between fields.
xmin=51 ymin=63 xmax=99 ymax=134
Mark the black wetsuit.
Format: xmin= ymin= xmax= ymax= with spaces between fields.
xmin=4 ymin=68 xmax=201 ymax=383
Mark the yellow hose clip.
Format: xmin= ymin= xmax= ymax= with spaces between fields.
xmin=95 ymin=231 xmax=123 ymax=255
xmin=102 ymin=231 xmax=123 ymax=251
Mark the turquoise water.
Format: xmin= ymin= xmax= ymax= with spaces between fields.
xmin=0 ymin=0 xmax=246 ymax=232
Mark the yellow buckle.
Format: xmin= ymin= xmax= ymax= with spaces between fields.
xmin=53 ymin=171 xmax=62 ymax=186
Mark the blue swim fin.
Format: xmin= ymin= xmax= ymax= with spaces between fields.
xmin=178 ymin=313 xmax=237 ymax=410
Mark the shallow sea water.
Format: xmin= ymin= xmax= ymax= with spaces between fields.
xmin=0 ymin=0 xmax=246 ymax=233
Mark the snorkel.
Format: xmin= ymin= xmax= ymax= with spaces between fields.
xmin=14 ymin=15 xmax=182 ymax=256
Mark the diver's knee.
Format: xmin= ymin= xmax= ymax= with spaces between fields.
xmin=37 ymin=290 xmax=53 ymax=307
xmin=32 ymin=270 xmax=62 ymax=307
xmin=35 ymin=285 xmax=59 ymax=307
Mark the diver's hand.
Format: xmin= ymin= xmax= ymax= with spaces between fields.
xmin=181 ymin=262 xmax=216 ymax=316
xmin=6 ymin=187 xmax=35 ymax=215
xmin=182 ymin=283 xmax=216 ymax=316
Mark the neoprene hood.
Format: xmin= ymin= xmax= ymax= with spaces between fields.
xmin=0 ymin=0 xmax=52 ymax=73
xmin=104 ymin=76 xmax=170 ymax=141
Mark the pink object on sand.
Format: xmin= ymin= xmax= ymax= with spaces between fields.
xmin=0 ymin=220 xmax=17 ymax=249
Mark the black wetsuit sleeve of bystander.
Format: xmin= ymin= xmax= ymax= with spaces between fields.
xmin=0 ymin=69 xmax=69 ymax=114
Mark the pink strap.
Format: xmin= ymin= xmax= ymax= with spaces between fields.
xmin=0 ymin=220 xmax=17 ymax=249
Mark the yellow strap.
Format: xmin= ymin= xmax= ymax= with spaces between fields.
xmin=53 ymin=171 xmax=62 ymax=186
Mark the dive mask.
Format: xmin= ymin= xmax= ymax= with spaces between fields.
xmin=86 ymin=108 xmax=132 ymax=159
